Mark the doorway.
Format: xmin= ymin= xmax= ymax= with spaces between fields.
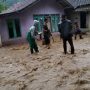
xmin=80 ymin=12 xmax=86 ymax=28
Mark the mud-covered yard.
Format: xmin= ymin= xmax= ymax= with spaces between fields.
xmin=0 ymin=34 xmax=90 ymax=90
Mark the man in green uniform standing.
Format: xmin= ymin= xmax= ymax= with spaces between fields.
xmin=27 ymin=20 xmax=39 ymax=54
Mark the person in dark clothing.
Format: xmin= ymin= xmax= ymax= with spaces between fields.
xmin=74 ymin=22 xmax=83 ymax=40
xmin=58 ymin=15 xmax=75 ymax=54
xmin=58 ymin=23 xmax=62 ymax=40
xmin=42 ymin=18 xmax=52 ymax=47
xmin=43 ymin=25 xmax=51 ymax=49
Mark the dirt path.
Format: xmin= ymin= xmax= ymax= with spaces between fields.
xmin=0 ymin=35 xmax=90 ymax=90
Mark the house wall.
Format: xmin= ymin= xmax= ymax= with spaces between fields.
xmin=20 ymin=0 xmax=64 ymax=38
xmin=0 ymin=0 xmax=64 ymax=43
xmin=0 ymin=17 xmax=9 ymax=42
xmin=0 ymin=14 xmax=22 ymax=43
xmin=71 ymin=11 xmax=90 ymax=32
xmin=70 ymin=12 xmax=80 ymax=26
xmin=87 ymin=12 xmax=90 ymax=30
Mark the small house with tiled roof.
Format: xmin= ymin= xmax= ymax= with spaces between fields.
xmin=0 ymin=0 xmax=72 ymax=44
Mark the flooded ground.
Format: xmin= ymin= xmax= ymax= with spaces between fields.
xmin=0 ymin=34 xmax=90 ymax=90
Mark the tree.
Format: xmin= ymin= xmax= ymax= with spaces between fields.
xmin=1 ymin=0 xmax=24 ymax=7
xmin=0 ymin=0 xmax=24 ymax=13
xmin=0 ymin=3 xmax=7 ymax=13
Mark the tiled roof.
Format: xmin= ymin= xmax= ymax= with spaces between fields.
xmin=0 ymin=0 xmax=39 ymax=15
xmin=66 ymin=0 xmax=90 ymax=8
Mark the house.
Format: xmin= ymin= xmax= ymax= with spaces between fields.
xmin=0 ymin=0 xmax=72 ymax=45
xmin=65 ymin=0 xmax=90 ymax=32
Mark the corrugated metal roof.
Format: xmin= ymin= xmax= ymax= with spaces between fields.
xmin=0 ymin=0 xmax=39 ymax=15
xmin=75 ymin=4 xmax=90 ymax=11
xmin=57 ymin=0 xmax=73 ymax=8
xmin=76 ymin=6 xmax=90 ymax=11
xmin=1 ymin=0 xmax=90 ymax=15
xmin=66 ymin=0 xmax=90 ymax=8
xmin=0 ymin=0 xmax=72 ymax=15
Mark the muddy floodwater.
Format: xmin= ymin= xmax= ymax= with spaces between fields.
xmin=0 ymin=34 xmax=90 ymax=90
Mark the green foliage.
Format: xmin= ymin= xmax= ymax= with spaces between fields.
xmin=0 ymin=3 xmax=7 ymax=13
xmin=0 ymin=0 xmax=24 ymax=13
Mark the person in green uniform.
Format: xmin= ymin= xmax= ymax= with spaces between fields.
xmin=26 ymin=20 xmax=39 ymax=54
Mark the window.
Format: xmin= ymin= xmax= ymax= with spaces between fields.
xmin=33 ymin=14 xmax=60 ymax=32
xmin=7 ymin=18 xmax=21 ymax=39
xmin=14 ymin=19 xmax=21 ymax=37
